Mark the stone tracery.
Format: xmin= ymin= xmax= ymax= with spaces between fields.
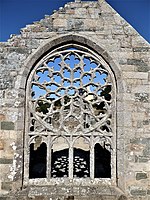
xmin=27 ymin=45 xmax=114 ymax=179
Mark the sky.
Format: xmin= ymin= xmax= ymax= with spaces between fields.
xmin=0 ymin=0 xmax=150 ymax=43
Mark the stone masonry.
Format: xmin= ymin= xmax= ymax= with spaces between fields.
xmin=0 ymin=0 xmax=150 ymax=199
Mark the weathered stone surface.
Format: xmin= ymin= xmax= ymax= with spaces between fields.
xmin=127 ymin=59 xmax=147 ymax=66
xmin=137 ymin=65 xmax=149 ymax=72
xmin=143 ymin=120 xmax=149 ymax=125
xmin=0 ymin=140 xmax=4 ymax=150
xmin=138 ymin=156 xmax=149 ymax=163
xmin=133 ymin=47 xmax=149 ymax=52
xmin=135 ymin=93 xmax=149 ymax=102
xmin=147 ymin=190 xmax=150 ymax=195
xmin=0 ymin=197 xmax=7 ymax=200
xmin=0 ymin=158 xmax=13 ymax=164
xmin=0 ymin=0 xmax=150 ymax=200
xmin=1 ymin=182 xmax=12 ymax=191
xmin=118 ymin=195 xmax=127 ymax=200
xmin=1 ymin=121 xmax=14 ymax=130
xmin=136 ymin=172 xmax=148 ymax=180
xmin=130 ymin=189 xmax=147 ymax=196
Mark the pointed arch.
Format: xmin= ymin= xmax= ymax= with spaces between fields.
xmin=73 ymin=136 xmax=90 ymax=178
xmin=51 ymin=136 xmax=69 ymax=178
xmin=22 ymin=34 xmax=126 ymax=192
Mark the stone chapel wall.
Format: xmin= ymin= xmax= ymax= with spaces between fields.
xmin=0 ymin=0 xmax=149 ymax=199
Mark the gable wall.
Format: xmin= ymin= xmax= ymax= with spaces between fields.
xmin=0 ymin=1 xmax=149 ymax=199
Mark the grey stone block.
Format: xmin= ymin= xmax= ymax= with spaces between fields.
xmin=147 ymin=190 xmax=150 ymax=195
xmin=136 ymin=173 xmax=148 ymax=180
xmin=0 ymin=158 xmax=13 ymax=164
xmin=133 ymin=47 xmax=149 ymax=52
xmin=0 ymin=198 xmax=8 ymax=200
xmin=127 ymin=59 xmax=147 ymax=66
xmin=137 ymin=65 xmax=149 ymax=72
xmin=135 ymin=93 xmax=149 ymax=102
xmin=143 ymin=120 xmax=149 ymax=125
xmin=130 ymin=189 xmax=147 ymax=196
xmin=1 ymin=121 xmax=14 ymax=130
xmin=138 ymin=156 xmax=149 ymax=163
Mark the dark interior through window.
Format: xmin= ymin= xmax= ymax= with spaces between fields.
xmin=94 ymin=143 xmax=111 ymax=178
xmin=51 ymin=148 xmax=69 ymax=178
xmin=73 ymin=148 xmax=90 ymax=178
xmin=29 ymin=142 xmax=47 ymax=179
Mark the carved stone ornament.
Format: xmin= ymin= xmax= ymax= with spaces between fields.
xmin=26 ymin=44 xmax=115 ymax=180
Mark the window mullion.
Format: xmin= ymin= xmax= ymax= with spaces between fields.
xmin=90 ymin=136 xmax=94 ymax=179
xmin=69 ymin=137 xmax=73 ymax=179
xmin=47 ymin=135 xmax=51 ymax=180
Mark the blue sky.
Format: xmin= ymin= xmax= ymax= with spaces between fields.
xmin=0 ymin=0 xmax=150 ymax=43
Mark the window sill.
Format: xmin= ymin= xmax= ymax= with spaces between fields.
xmin=26 ymin=177 xmax=115 ymax=186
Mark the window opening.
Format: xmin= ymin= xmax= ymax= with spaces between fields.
xmin=51 ymin=137 xmax=69 ymax=178
xmin=94 ymin=143 xmax=111 ymax=178
xmin=73 ymin=137 xmax=90 ymax=178
xmin=26 ymin=45 xmax=114 ymax=181
xmin=29 ymin=137 xmax=47 ymax=179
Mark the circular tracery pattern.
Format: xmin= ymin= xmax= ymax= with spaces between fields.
xmin=29 ymin=47 xmax=112 ymax=135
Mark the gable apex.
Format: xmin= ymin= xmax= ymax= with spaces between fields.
xmin=2 ymin=0 xmax=148 ymax=48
